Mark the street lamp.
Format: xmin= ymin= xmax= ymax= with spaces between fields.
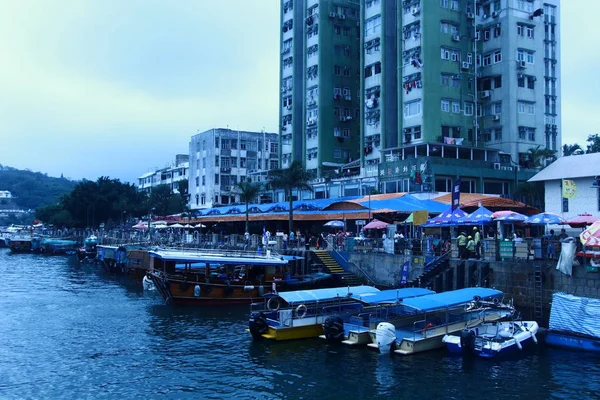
xmin=149 ymin=207 xmax=155 ymax=243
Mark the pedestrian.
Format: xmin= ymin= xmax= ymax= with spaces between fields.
xmin=473 ymin=227 xmax=482 ymax=259
xmin=289 ymin=230 xmax=295 ymax=248
xmin=282 ymin=232 xmax=288 ymax=250
xmin=457 ymin=231 xmax=467 ymax=259
xmin=466 ymin=236 xmax=476 ymax=259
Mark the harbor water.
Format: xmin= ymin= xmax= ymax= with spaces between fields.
xmin=0 ymin=248 xmax=598 ymax=400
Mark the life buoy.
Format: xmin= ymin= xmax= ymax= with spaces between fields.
xmin=267 ymin=297 xmax=280 ymax=311
xmin=295 ymin=304 xmax=307 ymax=319
xmin=425 ymin=323 xmax=434 ymax=330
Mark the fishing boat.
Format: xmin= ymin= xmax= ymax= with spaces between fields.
xmin=36 ymin=238 xmax=78 ymax=255
xmin=8 ymin=235 xmax=34 ymax=253
xmin=442 ymin=318 xmax=538 ymax=358
xmin=369 ymin=288 xmax=512 ymax=355
xmin=148 ymin=248 xmax=335 ymax=306
xmin=321 ymin=288 xmax=436 ymax=345
xmin=76 ymin=235 xmax=99 ymax=262
xmin=545 ymin=292 xmax=600 ymax=353
xmin=248 ymin=285 xmax=381 ymax=341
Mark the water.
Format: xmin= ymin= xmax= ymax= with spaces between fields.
xmin=0 ymin=248 xmax=598 ymax=399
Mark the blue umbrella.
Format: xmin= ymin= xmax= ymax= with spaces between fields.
xmin=423 ymin=206 xmax=468 ymax=227
xmin=461 ymin=206 xmax=494 ymax=225
xmin=493 ymin=212 xmax=528 ymax=222
xmin=524 ymin=212 xmax=566 ymax=225
xmin=324 ymin=220 xmax=344 ymax=228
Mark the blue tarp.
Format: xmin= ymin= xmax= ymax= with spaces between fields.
xmin=398 ymin=287 xmax=503 ymax=312
xmin=549 ymin=292 xmax=600 ymax=338
xmin=276 ymin=285 xmax=379 ymax=304
xmin=352 ymin=288 xmax=434 ymax=305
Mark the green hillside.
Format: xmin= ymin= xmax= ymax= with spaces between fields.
xmin=0 ymin=165 xmax=77 ymax=210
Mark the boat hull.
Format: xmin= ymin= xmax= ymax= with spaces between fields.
xmin=545 ymin=331 xmax=600 ymax=353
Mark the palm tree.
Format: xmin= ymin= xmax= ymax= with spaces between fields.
xmin=268 ymin=161 xmax=313 ymax=234
xmin=235 ymin=179 xmax=263 ymax=233
xmin=527 ymin=145 xmax=556 ymax=168
xmin=563 ymin=143 xmax=583 ymax=156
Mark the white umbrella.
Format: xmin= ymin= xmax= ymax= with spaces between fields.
xmin=195 ymin=223 xmax=207 ymax=228
xmin=184 ymin=224 xmax=193 ymax=228
xmin=169 ymin=223 xmax=184 ymax=228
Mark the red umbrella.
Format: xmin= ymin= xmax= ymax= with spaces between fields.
xmin=362 ymin=219 xmax=389 ymax=230
xmin=567 ymin=213 xmax=599 ymax=228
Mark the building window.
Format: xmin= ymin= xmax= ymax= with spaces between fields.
xmin=494 ymin=50 xmax=502 ymax=63
xmin=334 ymin=65 xmax=341 ymax=75
xmin=517 ymin=49 xmax=535 ymax=64
xmin=441 ymin=99 xmax=450 ymax=112
xmin=494 ymin=128 xmax=503 ymax=141
xmin=464 ymin=102 xmax=474 ymax=116
xmin=365 ymin=15 xmax=381 ymax=37
xmin=404 ymin=100 xmax=422 ymax=117
xmin=334 ymin=25 xmax=341 ymax=35
xmin=452 ymin=101 xmax=460 ymax=113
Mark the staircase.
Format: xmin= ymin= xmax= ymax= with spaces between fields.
xmin=408 ymin=251 xmax=451 ymax=288
xmin=533 ymin=264 xmax=543 ymax=322
xmin=312 ymin=250 xmax=363 ymax=286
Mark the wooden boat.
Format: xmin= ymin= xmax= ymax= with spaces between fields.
xmin=442 ymin=319 xmax=538 ymax=358
xmin=368 ymin=288 xmax=513 ymax=355
xmin=320 ymin=288 xmax=436 ymax=345
xmin=8 ymin=236 xmax=33 ymax=253
xmin=249 ymin=286 xmax=382 ymax=341
xmin=545 ymin=292 xmax=600 ymax=353
xmin=96 ymin=245 xmax=151 ymax=279
xmin=148 ymin=248 xmax=335 ymax=306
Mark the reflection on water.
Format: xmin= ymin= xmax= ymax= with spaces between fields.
xmin=0 ymin=248 xmax=598 ymax=399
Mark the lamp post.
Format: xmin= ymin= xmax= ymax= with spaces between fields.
xmin=149 ymin=207 xmax=155 ymax=244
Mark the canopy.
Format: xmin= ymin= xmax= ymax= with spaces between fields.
xmin=461 ymin=206 xmax=494 ymax=225
xmin=524 ymin=212 xmax=566 ymax=225
xmin=423 ymin=206 xmax=468 ymax=227
xmin=132 ymin=223 xmax=148 ymax=229
xmin=324 ymin=220 xmax=345 ymax=228
xmin=397 ymin=288 xmax=503 ymax=312
xmin=352 ymin=288 xmax=434 ymax=305
xmin=567 ymin=214 xmax=599 ymax=228
xmin=493 ymin=211 xmax=528 ymax=222
xmin=195 ymin=223 xmax=207 ymax=228
xmin=363 ymin=219 xmax=389 ymax=230
xmin=275 ymin=285 xmax=379 ymax=304
xmin=169 ymin=223 xmax=185 ymax=228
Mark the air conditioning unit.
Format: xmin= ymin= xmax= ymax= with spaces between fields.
xmin=286 ymin=105 xmax=292 ymax=110
xmin=345 ymin=116 xmax=353 ymax=121
xmin=223 ymin=186 xmax=231 ymax=191
xmin=461 ymin=61 xmax=470 ymax=70
xmin=480 ymin=90 xmax=491 ymax=99
xmin=466 ymin=12 xmax=475 ymax=19
xmin=517 ymin=60 xmax=527 ymax=68
xmin=494 ymin=163 xmax=501 ymax=170
xmin=344 ymin=95 xmax=351 ymax=101
xmin=483 ymin=14 xmax=489 ymax=19
xmin=340 ymin=116 xmax=346 ymax=122
xmin=329 ymin=12 xmax=336 ymax=18
xmin=492 ymin=11 xmax=499 ymax=18
xmin=412 ymin=7 xmax=420 ymax=15
xmin=403 ymin=128 xmax=410 ymax=134
xmin=493 ymin=115 xmax=500 ymax=121
xmin=339 ymin=14 xmax=346 ymax=20
xmin=452 ymin=35 xmax=461 ymax=42
xmin=313 ymin=178 xmax=325 ymax=184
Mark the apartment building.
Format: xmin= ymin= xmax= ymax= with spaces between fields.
xmin=279 ymin=0 xmax=362 ymax=178
xmin=137 ymin=154 xmax=189 ymax=194
xmin=188 ymin=129 xmax=279 ymax=210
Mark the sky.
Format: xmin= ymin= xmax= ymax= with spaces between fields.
xmin=0 ymin=1 xmax=598 ymax=184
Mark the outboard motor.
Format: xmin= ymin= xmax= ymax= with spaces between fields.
xmin=249 ymin=312 xmax=269 ymax=341
xmin=142 ymin=274 xmax=155 ymax=291
xmin=460 ymin=329 xmax=476 ymax=356
xmin=375 ymin=322 xmax=397 ymax=354
xmin=323 ymin=317 xmax=345 ymax=343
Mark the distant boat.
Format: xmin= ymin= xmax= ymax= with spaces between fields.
xmin=545 ymin=292 xmax=600 ymax=353
xmin=76 ymin=235 xmax=99 ymax=262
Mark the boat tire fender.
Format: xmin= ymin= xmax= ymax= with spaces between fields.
xmin=295 ymin=304 xmax=307 ymax=319
xmin=473 ymin=295 xmax=482 ymax=302
xmin=267 ymin=297 xmax=280 ymax=311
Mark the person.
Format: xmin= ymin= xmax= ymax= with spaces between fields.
xmin=487 ymin=227 xmax=496 ymax=239
xmin=466 ymin=235 xmax=476 ymax=258
xmin=473 ymin=227 xmax=482 ymax=259
xmin=244 ymin=231 xmax=250 ymax=243
xmin=513 ymin=232 xmax=524 ymax=242
xmin=457 ymin=231 xmax=467 ymax=259
xmin=282 ymin=232 xmax=288 ymax=250
xmin=545 ymin=229 xmax=557 ymax=259
xmin=558 ymin=228 xmax=569 ymax=241
xmin=289 ymin=230 xmax=295 ymax=247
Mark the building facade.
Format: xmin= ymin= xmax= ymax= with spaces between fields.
xmin=137 ymin=154 xmax=189 ymax=194
xmin=188 ymin=129 xmax=279 ymax=210
xmin=279 ymin=0 xmax=362 ymax=178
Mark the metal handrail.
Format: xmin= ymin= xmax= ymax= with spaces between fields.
xmin=329 ymin=245 xmax=378 ymax=287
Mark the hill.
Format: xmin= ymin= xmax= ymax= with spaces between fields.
xmin=0 ymin=165 xmax=77 ymax=210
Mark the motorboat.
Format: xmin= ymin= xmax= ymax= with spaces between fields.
xmin=248 ymin=285 xmax=380 ymax=341
xmin=369 ymin=288 xmax=513 ymax=355
xmin=442 ymin=319 xmax=538 ymax=358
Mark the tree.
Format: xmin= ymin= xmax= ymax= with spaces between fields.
xmin=563 ymin=143 xmax=583 ymax=156
xmin=527 ymin=146 xmax=556 ymax=168
xmin=586 ymin=134 xmax=600 ymax=154
xmin=235 ymin=179 xmax=263 ymax=233
xmin=514 ymin=182 xmax=544 ymax=210
xmin=268 ymin=161 xmax=313 ymax=234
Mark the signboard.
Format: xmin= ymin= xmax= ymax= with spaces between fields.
xmin=355 ymin=220 xmax=366 ymax=225
xmin=412 ymin=210 xmax=428 ymax=226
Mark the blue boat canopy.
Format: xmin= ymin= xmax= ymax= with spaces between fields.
xmin=148 ymin=250 xmax=288 ymax=266
xmin=275 ymin=285 xmax=379 ymax=304
xmin=398 ymin=287 xmax=503 ymax=312
xmin=351 ymin=288 xmax=434 ymax=305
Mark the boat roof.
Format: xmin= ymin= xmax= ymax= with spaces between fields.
xmin=352 ymin=288 xmax=435 ymax=305
xmin=399 ymin=287 xmax=503 ymax=312
xmin=276 ymin=285 xmax=379 ymax=304
xmin=148 ymin=250 xmax=289 ymax=265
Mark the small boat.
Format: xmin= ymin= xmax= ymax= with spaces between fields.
xmin=545 ymin=292 xmax=600 ymax=353
xmin=8 ymin=235 xmax=34 ymax=253
xmin=369 ymin=288 xmax=513 ymax=355
xmin=36 ymin=238 xmax=78 ymax=255
xmin=442 ymin=319 xmax=539 ymax=358
xmin=249 ymin=286 xmax=380 ymax=341
xmin=76 ymin=235 xmax=99 ymax=262
xmin=148 ymin=248 xmax=335 ymax=306
xmin=321 ymin=288 xmax=435 ymax=345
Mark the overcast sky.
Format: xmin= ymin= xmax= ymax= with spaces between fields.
xmin=1 ymin=1 xmax=598 ymax=183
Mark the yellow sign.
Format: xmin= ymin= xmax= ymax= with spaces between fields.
xmin=562 ymin=179 xmax=577 ymax=199
xmin=412 ymin=210 xmax=429 ymax=226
